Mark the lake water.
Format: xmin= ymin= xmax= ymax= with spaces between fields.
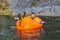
xmin=0 ymin=16 xmax=60 ymax=40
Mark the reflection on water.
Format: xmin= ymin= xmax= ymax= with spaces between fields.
xmin=0 ymin=16 xmax=60 ymax=40
xmin=16 ymin=28 xmax=44 ymax=40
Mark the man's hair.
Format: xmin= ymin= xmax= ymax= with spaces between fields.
xmin=31 ymin=12 xmax=35 ymax=14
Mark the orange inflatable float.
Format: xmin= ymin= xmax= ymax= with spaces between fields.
xmin=16 ymin=16 xmax=43 ymax=40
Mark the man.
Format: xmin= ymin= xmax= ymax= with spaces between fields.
xmin=30 ymin=12 xmax=45 ymax=24
xmin=16 ymin=12 xmax=45 ymax=30
xmin=16 ymin=12 xmax=45 ymax=40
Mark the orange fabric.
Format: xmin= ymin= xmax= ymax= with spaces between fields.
xmin=16 ymin=16 xmax=43 ymax=30
xmin=16 ymin=20 xmax=20 ymax=28
xmin=16 ymin=16 xmax=43 ymax=40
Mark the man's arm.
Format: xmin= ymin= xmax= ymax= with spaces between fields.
xmin=34 ymin=17 xmax=46 ymax=24
xmin=41 ymin=21 xmax=45 ymax=24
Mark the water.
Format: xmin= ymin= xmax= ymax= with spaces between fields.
xmin=0 ymin=29 xmax=16 ymax=40
xmin=0 ymin=16 xmax=60 ymax=40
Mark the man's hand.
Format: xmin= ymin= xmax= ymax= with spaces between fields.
xmin=41 ymin=21 xmax=45 ymax=24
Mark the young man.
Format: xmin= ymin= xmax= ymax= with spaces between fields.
xmin=16 ymin=12 xmax=45 ymax=30
xmin=16 ymin=12 xmax=45 ymax=40
xmin=30 ymin=12 xmax=45 ymax=24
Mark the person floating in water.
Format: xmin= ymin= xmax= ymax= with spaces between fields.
xmin=16 ymin=12 xmax=45 ymax=40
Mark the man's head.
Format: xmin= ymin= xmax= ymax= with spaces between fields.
xmin=31 ymin=12 xmax=36 ymax=19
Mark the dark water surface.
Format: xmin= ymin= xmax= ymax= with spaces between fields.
xmin=0 ymin=16 xmax=60 ymax=40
